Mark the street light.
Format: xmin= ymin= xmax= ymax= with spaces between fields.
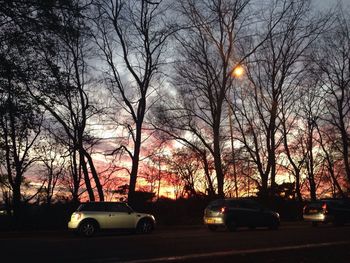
xmin=231 ymin=65 xmax=244 ymax=78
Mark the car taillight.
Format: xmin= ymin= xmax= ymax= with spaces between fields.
xmin=220 ymin=207 xmax=228 ymax=214
xmin=322 ymin=203 xmax=328 ymax=213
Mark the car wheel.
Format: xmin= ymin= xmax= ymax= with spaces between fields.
xmin=137 ymin=219 xmax=154 ymax=234
xmin=79 ymin=221 xmax=97 ymax=237
xmin=268 ymin=219 xmax=279 ymax=230
xmin=226 ymin=221 xmax=237 ymax=232
xmin=207 ymin=225 xmax=218 ymax=232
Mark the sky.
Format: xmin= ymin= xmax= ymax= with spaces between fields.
xmin=2 ymin=0 xmax=350 ymax=204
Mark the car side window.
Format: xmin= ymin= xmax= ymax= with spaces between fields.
xmin=227 ymin=200 xmax=240 ymax=208
xmin=79 ymin=203 xmax=105 ymax=212
xmin=106 ymin=203 xmax=132 ymax=213
xmin=241 ymin=200 xmax=261 ymax=210
xmin=331 ymin=201 xmax=340 ymax=208
xmin=117 ymin=203 xmax=133 ymax=213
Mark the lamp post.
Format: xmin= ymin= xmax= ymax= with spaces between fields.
xmin=228 ymin=64 xmax=244 ymax=198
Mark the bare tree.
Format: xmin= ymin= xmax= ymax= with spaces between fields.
xmin=232 ymin=0 xmax=329 ymax=198
xmin=151 ymin=116 xmax=217 ymax=197
xmin=280 ymin=76 xmax=320 ymax=201
xmin=23 ymin=1 xmax=105 ymax=202
xmin=310 ymin=8 xmax=350 ymax=190
xmin=35 ymin=135 xmax=67 ymax=206
xmin=0 ymin=3 xmax=44 ymax=217
xmin=93 ymin=0 xmax=176 ymax=204
xmin=315 ymin=123 xmax=345 ymax=198
xmin=156 ymin=0 xmax=252 ymax=198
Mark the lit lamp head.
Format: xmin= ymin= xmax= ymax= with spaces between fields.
xmin=232 ymin=65 xmax=244 ymax=78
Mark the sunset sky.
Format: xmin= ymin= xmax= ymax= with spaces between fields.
xmin=1 ymin=0 xmax=349 ymax=206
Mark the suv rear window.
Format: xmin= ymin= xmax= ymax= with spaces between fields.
xmin=308 ymin=200 xmax=342 ymax=208
xmin=207 ymin=200 xmax=225 ymax=211
xmin=307 ymin=201 xmax=323 ymax=208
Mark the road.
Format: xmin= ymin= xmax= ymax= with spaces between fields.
xmin=1 ymin=222 xmax=350 ymax=262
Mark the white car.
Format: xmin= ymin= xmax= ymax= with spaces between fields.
xmin=68 ymin=202 xmax=156 ymax=237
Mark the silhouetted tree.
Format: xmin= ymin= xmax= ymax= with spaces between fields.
xmin=155 ymin=0 xmax=252 ymax=198
xmin=310 ymin=8 xmax=350 ymax=190
xmin=92 ymin=0 xmax=177 ymax=205
xmin=24 ymin=0 xmax=105 ymax=201
xmin=35 ymin=135 xmax=67 ymax=206
xmin=0 ymin=14 xmax=43 ymax=217
xmin=232 ymin=0 xmax=329 ymax=198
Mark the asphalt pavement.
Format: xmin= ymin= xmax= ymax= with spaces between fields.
xmin=1 ymin=221 xmax=350 ymax=263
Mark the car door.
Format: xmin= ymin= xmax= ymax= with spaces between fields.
xmin=105 ymin=203 xmax=136 ymax=229
xmin=334 ymin=200 xmax=350 ymax=223
xmin=239 ymin=200 xmax=261 ymax=226
xmin=344 ymin=201 xmax=350 ymax=222
xmin=241 ymin=200 xmax=271 ymax=227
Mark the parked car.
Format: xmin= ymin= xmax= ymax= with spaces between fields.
xmin=203 ymin=198 xmax=280 ymax=231
xmin=68 ymin=202 xmax=156 ymax=237
xmin=303 ymin=199 xmax=350 ymax=226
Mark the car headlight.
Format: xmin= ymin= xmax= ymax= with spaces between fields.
xmin=72 ymin=212 xmax=82 ymax=221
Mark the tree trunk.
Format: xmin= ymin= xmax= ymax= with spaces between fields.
xmin=260 ymin=174 xmax=269 ymax=200
xmin=339 ymin=119 xmax=350 ymax=187
xmin=80 ymin=151 xmax=95 ymax=201
xmin=307 ymin=123 xmax=317 ymax=201
xmin=295 ymin=171 xmax=303 ymax=202
xmin=12 ymin=183 xmax=21 ymax=220
xmin=128 ymin=121 xmax=142 ymax=205
xmin=268 ymin=99 xmax=278 ymax=195
xmin=202 ymin=153 xmax=215 ymax=197
xmin=213 ymin=128 xmax=225 ymax=198
xmin=83 ymin=149 xmax=104 ymax=201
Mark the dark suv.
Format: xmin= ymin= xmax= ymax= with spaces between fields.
xmin=303 ymin=199 xmax=350 ymax=226
xmin=203 ymin=198 xmax=280 ymax=231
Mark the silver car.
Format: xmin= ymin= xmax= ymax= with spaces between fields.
xmin=204 ymin=198 xmax=280 ymax=231
xmin=303 ymin=199 xmax=350 ymax=226
xmin=68 ymin=202 xmax=156 ymax=237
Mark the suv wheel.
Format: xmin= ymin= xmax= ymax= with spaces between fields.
xmin=226 ymin=221 xmax=237 ymax=232
xmin=137 ymin=219 xmax=153 ymax=234
xmin=79 ymin=221 xmax=97 ymax=237
xmin=268 ymin=219 xmax=279 ymax=230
